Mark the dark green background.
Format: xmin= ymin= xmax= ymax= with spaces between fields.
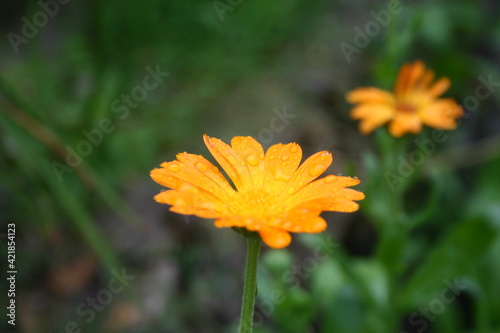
xmin=1 ymin=0 xmax=499 ymax=332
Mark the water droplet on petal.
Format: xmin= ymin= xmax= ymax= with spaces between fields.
xmin=167 ymin=164 xmax=180 ymax=172
xmin=324 ymin=175 xmax=337 ymax=183
xmin=338 ymin=173 xmax=343 ymax=176
xmin=309 ymin=164 xmax=325 ymax=177
xmin=246 ymin=154 xmax=259 ymax=166
xmin=281 ymin=155 xmax=289 ymax=161
xmin=290 ymin=145 xmax=298 ymax=153
xmin=227 ymin=156 xmax=238 ymax=165
xmin=353 ymin=176 xmax=359 ymax=180
xmin=287 ymin=187 xmax=295 ymax=194
xmin=274 ymin=169 xmax=290 ymax=181
xmin=195 ymin=161 xmax=208 ymax=172
xmin=282 ymin=161 xmax=289 ymax=167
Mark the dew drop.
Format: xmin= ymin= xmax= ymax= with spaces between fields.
xmin=274 ymin=169 xmax=290 ymax=181
xmin=227 ymin=156 xmax=238 ymax=165
xmin=246 ymin=154 xmax=259 ymax=166
xmin=290 ymin=145 xmax=298 ymax=153
xmin=195 ymin=161 xmax=208 ymax=172
xmin=309 ymin=163 xmax=325 ymax=177
xmin=167 ymin=164 xmax=180 ymax=172
xmin=324 ymin=175 xmax=337 ymax=183
xmin=338 ymin=173 xmax=343 ymax=176
xmin=353 ymin=176 xmax=359 ymax=180
xmin=287 ymin=187 xmax=295 ymax=194
xmin=281 ymin=155 xmax=289 ymax=161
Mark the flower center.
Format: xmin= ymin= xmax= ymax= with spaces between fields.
xmin=231 ymin=189 xmax=282 ymax=218
xmin=395 ymin=103 xmax=417 ymax=113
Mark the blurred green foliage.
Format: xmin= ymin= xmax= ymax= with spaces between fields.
xmin=1 ymin=0 xmax=500 ymax=332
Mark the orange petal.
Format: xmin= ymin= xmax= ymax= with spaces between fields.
xmin=388 ymin=113 xmax=422 ymax=137
xmin=154 ymin=190 xmax=226 ymax=218
xmin=259 ymin=228 xmax=292 ymax=249
xmin=404 ymin=61 xmax=425 ymax=95
xmin=176 ymin=153 xmax=234 ymax=197
xmin=151 ymin=153 xmax=234 ymax=203
xmin=283 ymin=150 xmax=332 ymax=196
xmin=351 ymin=104 xmax=395 ymax=134
xmin=203 ymin=135 xmax=244 ymax=190
xmin=274 ymin=212 xmax=327 ymax=233
xmin=416 ymin=69 xmax=435 ymax=91
xmin=419 ymin=99 xmax=463 ymax=129
xmin=264 ymin=143 xmax=302 ymax=193
xmin=230 ymin=136 xmax=266 ymax=188
xmin=214 ymin=216 xmax=265 ymax=230
xmin=302 ymin=197 xmax=361 ymax=213
xmin=394 ymin=62 xmax=412 ymax=96
xmin=285 ymin=175 xmax=364 ymax=210
xmin=346 ymin=87 xmax=395 ymax=104
xmin=427 ymin=77 xmax=451 ymax=98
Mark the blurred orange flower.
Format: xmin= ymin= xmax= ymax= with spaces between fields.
xmin=346 ymin=60 xmax=463 ymax=137
xmin=151 ymin=135 xmax=364 ymax=249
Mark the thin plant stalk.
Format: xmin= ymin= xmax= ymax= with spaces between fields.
xmin=239 ymin=237 xmax=262 ymax=333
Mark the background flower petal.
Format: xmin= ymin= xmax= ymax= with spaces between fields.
xmin=346 ymin=87 xmax=396 ymax=104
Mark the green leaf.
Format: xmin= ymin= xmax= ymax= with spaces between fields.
xmin=399 ymin=218 xmax=499 ymax=308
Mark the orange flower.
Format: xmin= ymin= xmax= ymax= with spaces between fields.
xmin=346 ymin=60 xmax=463 ymax=137
xmin=151 ymin=135 xmax=364 ymax=249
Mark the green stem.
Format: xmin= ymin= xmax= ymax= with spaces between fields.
xmin=239 ymin=238 xmax=262 ymax=333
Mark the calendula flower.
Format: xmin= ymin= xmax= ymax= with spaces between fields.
xmin=151 ymin=135 xmax=364 ymax=249
xmin=346 ymin=60 xmax=463 ymax=137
